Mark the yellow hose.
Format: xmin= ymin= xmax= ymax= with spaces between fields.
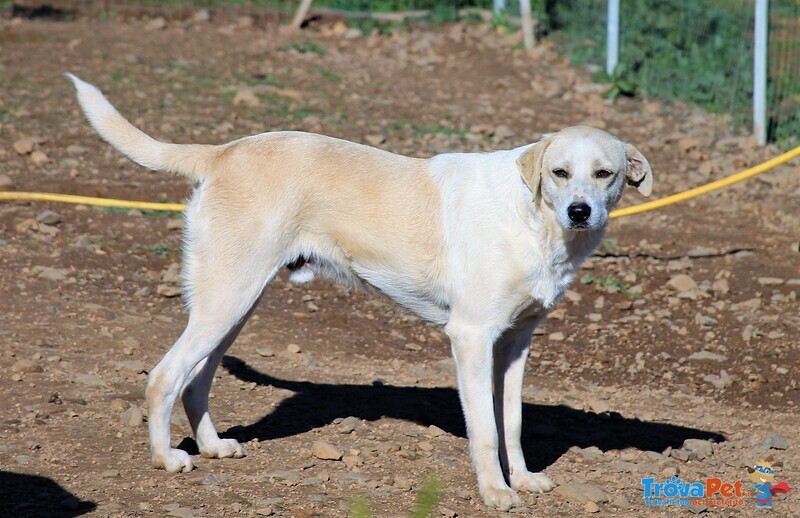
xmin=1 ymin=144 xmax=799 ymax=218
xmin=609 ymin=144 xmax=800 ymax=218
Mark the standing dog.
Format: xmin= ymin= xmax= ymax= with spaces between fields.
xmin=68 ymin=74 xmax=652 ymax=510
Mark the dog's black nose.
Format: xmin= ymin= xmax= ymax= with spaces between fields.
xmin=567 ymin=203 xmax=591 ymax=223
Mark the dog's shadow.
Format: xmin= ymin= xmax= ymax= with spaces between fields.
xmin=202 ymin=355 xmax=724 ymax=471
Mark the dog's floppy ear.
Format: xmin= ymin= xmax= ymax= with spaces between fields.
xmin=517 ymin=135 xmax=552 ymax=196
xmin=624 ymin=143 xmax=653 ymax=197
xmin=746 ymin=466 xmax=756 ymax=474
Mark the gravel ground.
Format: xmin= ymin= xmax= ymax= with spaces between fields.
xmin=1 ymin=12 xmax=799 ymax=517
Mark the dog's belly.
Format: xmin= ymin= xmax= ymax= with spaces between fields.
xmin=352 ymin=263 xmax=450 ymax=325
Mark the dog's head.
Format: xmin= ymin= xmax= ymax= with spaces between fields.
xmin=516 ymin=126 xmax=652 ymax=231
xmin=747 ymin=455 xmax=782 ymax=484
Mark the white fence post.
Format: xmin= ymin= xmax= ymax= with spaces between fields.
xmin=494 ymin=0 xmax=506 ymax=15
xmin=519 ymin=0 xmax=534 ymax=50
xmin=754 ymin=0 xmax=768 ymax=145
xmin=606 ymin=0 xmax=620 ymax=75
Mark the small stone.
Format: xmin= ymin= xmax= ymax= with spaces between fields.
xmin=286 ymin=343 xmax=301 ymax=354
xmin=584 ymin=501 xmax=600 ymax=513
xmin=311 ymin=441 xmax=342 ymax=461
xmin=439 ymin=506 xmax=457 ymax=518
xmin=683 ymin=439 xmax=713 ymax=459
xmin=16 ymin=218 xmax=39 ymax=233
xmin=233 ymin=88 xmax=260 ymax=107
xmin=712 ymin=278 xmax=729 ymax=296
xmin=405 ymin=343 xmax=422 ymax=351
xmin=427 ymin=425 xmax=446 ymax=438
xmin=667 ymin=274 xmax=698 ymax=292
xmin=669 ymin=448 xmax=695 ymax=462
xmin=202 ymin=474 xmax=219 ymax=485
xmin=554 ymin=482 xmax=609 ymax=503
xmin=548 ymin=332 xmax=565 ymax=341
xmin=256 ymin=347 xmax=275 ymax=357
xmin=688 ymin=351 xmax=728 ymax=362
xmin=100 ymin=469 xmax=120 ymax=478
xmin=758 ymin=277 xmax=784 ymax=286
xmin=338 ymin=416 xmax=360 ymax=434
xmin=122 ymin=405 xmax=144 ymax=427
xmin=760 ymin=432 xmax=789 ymax=450
xmin=12 ymin=359 xmax=42 ymax=374
xmin=703 ymin=370 xmax=734 ymax=389
xmin=564 ymin=290 xmax=582 ymax=302
xmin=36 ymin=209 xmax=62 ymax=225
xmin=166 ymin=218 xmax=184 ymax=230
xmin=30 ymin=150 xmax=49 ymax=165
xmin=146 ymin=17 xmax=167 ymax=31
xmin=342 ymin=455 xmax=362 ymax=468
xmin=13 ymin=136 xmax=38 ymax=155
xmin=76 ymin=373 xmax=107 ymax=387
xmin=32 ymin=266 xmax=70 ymax=282
xmin=15 ymin=454 xmax=34 ymax=464
xmin=0 ymin=174 xmax=15 ymax=191
xmin=365 ymin=134 xmax=385 ymax=146
xmin=418 ymin=441 xmax=434 ymax=452
xmin=157 ymin=284 xmax=182 ymax=297
xmin=393 ymin=475 xmax=413 ymax=491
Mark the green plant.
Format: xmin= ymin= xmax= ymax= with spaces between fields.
xmin=348 ymin=476 xmax=442 ymax=518
xmin=151 ymin=243 xmax=169 ymax=256
xmin=281 ymin=41 xmax=327 ymax=55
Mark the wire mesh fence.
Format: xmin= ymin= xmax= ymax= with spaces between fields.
xmin=3 ymin=0 xmax=799 ymax=145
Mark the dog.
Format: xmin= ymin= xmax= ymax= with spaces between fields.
xmin=67 ymin=73 xmax=652 ymax=510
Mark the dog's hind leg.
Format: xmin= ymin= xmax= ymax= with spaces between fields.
xmin=145 ymin=201 xmax=283 ymax=472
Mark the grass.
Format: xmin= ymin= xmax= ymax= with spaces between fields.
xmin=281 ymin=41 xmax=327 ymax=55
xmin=349 ymin=476 xmax=442 ymax=517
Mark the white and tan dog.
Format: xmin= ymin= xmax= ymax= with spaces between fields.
xmin=68 ymin=74 xmax=652 ymax=510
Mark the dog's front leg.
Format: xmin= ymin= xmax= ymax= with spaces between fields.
xmin=494 ymin=323 xmax=555 ymax=494
xmin=446 ymin=319 xmax=521 ymax=511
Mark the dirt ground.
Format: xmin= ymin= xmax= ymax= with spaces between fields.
xmin=1 ymin=11 xmax=799 ymax=518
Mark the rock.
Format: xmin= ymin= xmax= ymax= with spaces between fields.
xmin=32 ymin=266 xmax=69 ymax=282
xmin=703 ymin=370 xmax=734 ymax=389
xmin=405 ymin=343 xmax=422 ymax=351
xmin=122 ymin=405 xmax=144 ymax=427
xmin=338 ymin=416 xmax=360 ymax=434
xmin=688 ymin=351 xmax=728 ymax=362
xmin=427 ymin=425 xmax=446 ymax=438
xmin=712 ymin=278 xmax=729 ymax=296
xmin=760 ymin=432 xmax=789 ymax=450
xmin=157 ymin=284 xmax=182 ymax=297
xmin=12 ymin=359 xmax=42 ymax=374
xmin=100 ymin=469 xmax=120 ymax=478
xmin=66 ymin=144 xmax=87 ymax=156
xmin=365 ymin=134 xmax=385 ymax=146
xmin=667 ymin=274 xmax=698 ymax=292
xmin=30 ymin=150 xmax=49 ymax=165
xmin=166 ymin=218 xmax=184 ymax=230
xmin=342 ymin=455 xmax=362 ymax=468
xmin=0 ymin=174 xmax=14 ymax=191
xmin=146 ymin=17 xmax=167 ymax=31
xmin=202 ymin=474 xmax=219 ymax=486
xmin=584 ymin=501 xmax=600 ymax=513
xmin=548 ymin=332 xmax=565 ymax=341
xmin=492 ymin=124 xmax=515 ymax=141
xmin=75 ymin=373 xmax=107 ymax=387
xmin=13 ymin=136 xmax=39 ymax=155
xmin=564 ymin=290 xmax=582 ymax=302
xmin=36 ymin=210 xmax=62 ymax=225
xmin=683 ymin=439 xmax=714 ymax=459
xmin=192 ymin=9 xmax=211 ymax=23
xmin=233 ymin=88 xmax=260 ymax=107
xmin=15 ymin=454 xmax=34 ymax=464
xmin=117 ymin=360 xmax=147 ymax=376
xmin=256 ymin=347 xmax=275 ymax=357
xmin=670 ymin=448 xmax=695 ymax=462
xmin=393 ymin=475 xmax=413 ymax=491
xmin=311 ymin=441 xmax=342 ymax=460
xmin=16 ymin=218 xmax=39 ymax=233
xmin=758 ymin=277 xmax=784 ymax=286
xmin=286 ymin=343 xmax=301 ymax=354
xmin=554 ymin=482 xmax=609 ymax=503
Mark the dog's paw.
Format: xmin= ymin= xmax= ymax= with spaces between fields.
xmin=199 ymin=438 xmax=245 ymax=459
xmin=152 ymin=448 xmax=194 ymax=473
xmin=510 ymin=470 xmax=555 ymax=493
xmin=480 ymin=484 xmax=522 ymax=511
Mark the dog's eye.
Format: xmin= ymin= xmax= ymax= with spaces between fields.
xmin=595 ymin=169 xmax=614 ymax=179
xmin=552 ymin=168 xmax=568 ymax=178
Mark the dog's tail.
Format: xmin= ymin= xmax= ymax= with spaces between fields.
xmin=66 ymin=73 xmax=219 ymax=181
